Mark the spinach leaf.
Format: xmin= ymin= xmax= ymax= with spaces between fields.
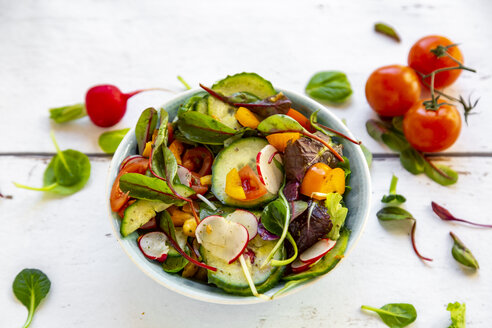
xmin=135 ymin=107 xmax=158 ymax=154
xmin=325 ymin=193 xmax=348 ymax=240
xmin=98 ymin=128 xmax=130 ymax=154
xmin=305 ymin=71 xmax=352 ymax=103
xmin=361 ymin=303 xmax=417 ymax=328
xmin=13 ymin=268 xmax=51 ymax=328
xmin=374 ymin=22 xmax=401 ymax=42
xmin=176 ymin=111 xmax=237 ymax=145
xmin=381 ymin=175 xmax=406 ymax=204
xmin=450 ymin=232 xmax=479 ymax=270
xmin=49 ymin=103 xmax=87 ymax=123
xmin=447 ymin=302 xmax=466 ymax=328
xmin=162 ymin=254 xmax=189 ymax=273
xmin=424 ymin=162 xmax=458 ymax=186
xmin=261 ymin=198 xmax=287 ymax=236
xmin=119 ymin=173 xmax=189 ymax=205
xmin=14 ymin=132 xmax=91 ymax=195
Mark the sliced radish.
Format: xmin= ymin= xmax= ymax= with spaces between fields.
xmin=138 ymin=231 xmax=170 ymax=262
xmin=244 ymin=248 xmax=256 ymax=264
xmin=196 ymin=215 xmax=249 ymax=264
xmin=177 ymin=165 xmax=193 ymax=187
xmin=256 ymin=144 xmax=283 ymax=194
xmin=299 ymin=239 xmax=336 ymax=264
xmin=226 ymin=210 xmax=258 ymax=241
xmin=291 ymin=257 xmax=322 ymax=273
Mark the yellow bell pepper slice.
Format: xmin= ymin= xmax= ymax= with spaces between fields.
xmin=225 ymin=168 xmax=246 ymax=200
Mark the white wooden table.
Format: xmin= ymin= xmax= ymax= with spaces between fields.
xmin=1 ymin=0 xmax=491 ymax=326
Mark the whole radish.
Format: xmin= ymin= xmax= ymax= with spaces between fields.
xmin=49 ymin=84 xmax=173 ymax=127
xmin=85 ymin=85 xmax=141 ymax=127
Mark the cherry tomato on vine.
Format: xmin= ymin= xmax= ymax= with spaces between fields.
xmin=403 ymin=101 xmax=461 ymax=152
xmin=365 ymin=65 xmax=421 ymax=117
xmin=408 ymin=35 xmax=464 ymax=89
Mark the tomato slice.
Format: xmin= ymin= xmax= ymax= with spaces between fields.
xmin=182 ymin=147 xmax=213 ymax=176
xmin=238 ymin=165 xmax=267 ymax=200
xmin=110 ymin=157 xmax=149 ymax=212
xmin=190 ymin=172 xmax=209 ymax=195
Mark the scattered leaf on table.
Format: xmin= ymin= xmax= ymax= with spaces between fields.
xmin=98 ymin=128 xmax=130 ymax=154
xmin=450 ymin=232 xmax=479 ymax=270
xmin=361 ymin=303 xmax=417 ymax=327
xmin=374 ymin=22 xmax=401 ymax=42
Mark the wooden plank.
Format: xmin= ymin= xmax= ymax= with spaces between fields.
xmin=0 ymin=0 xmax=491 ymax=153
xmin=0 ymin=155 xmax=490 ymax=326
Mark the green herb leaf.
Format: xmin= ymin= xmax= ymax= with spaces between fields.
xmin=135 ymin=107 xmax=158 ymax=154
xmin=98 ymin=128 xmax=130 ymax=154
xmin=361 ymin=303 xmax=417 ymax=328
xmin=162 ymin=253 xmax=189 ymax=273
xmin=377 ymin=206 xmax=414 ymax=222
xmin=450 ymin=232 xmax=479 ymax=270
xmin=447 ymin=302 xmax=466 ymax=328
xmin=361 ymin=144 xmax=373 ymax=168
xmin=381 ymin=132 xmax=409 ymax=152
xmin=381 ymin=175 xmax=406 ymax=204
xmin=119 ymin=173 xmax=191 ymax=205
xmin=305 ymin=71 xmax=352 ymax=103
xmin=399 ymin=148 xmax=425 ymax=174
xmin=424 ymin=162 xmax=458 ymax=186
xmin=261 ymin=198 xmax=287 ymax=236
xmin=13 ymin=268 xmax=51 ymax=328
xmin=272 ymin=278 xmax=310 ymax=299
xmin=325 ymin=192 xmax=348 ymax=240
xmin=49 ymin=103 xmax=87 ymax=123
xmin=176 ymin=111 xmax=237 ymax=145
xmin=257 ymin=114 xmax=304 ymax=134
xmin=374 ymin=22 xmax=401 ymax=42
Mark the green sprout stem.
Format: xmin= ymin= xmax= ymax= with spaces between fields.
xmin=389 ymin=175 xmax=398 ymax=194
xmin=177 ymin=76 xmax=191 ymax=90
xmin=50 ymin=131 xmax=71 ymax=173
xmin=13 ymin=182 xmax=58 ymax=192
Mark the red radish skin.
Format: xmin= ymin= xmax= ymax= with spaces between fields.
xmin=291 ymin=257 xmax=321 ymax=273
xmin=226 ymin=210 xmax=259 ymax=241
xmin=299 ymin=239 xmax=336 ymax=264
xmin=227 ymin=224 xmax=249 ymax=264
xmin=137 ymin=232 xmax=169 ymax=262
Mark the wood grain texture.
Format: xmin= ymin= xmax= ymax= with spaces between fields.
xmin=0 ymin=0 xmax=491 ymax=154
xmin=0 ymin=156 xmax=490 ymax=327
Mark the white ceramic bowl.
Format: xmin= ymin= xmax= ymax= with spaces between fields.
xmin=107 ymin=88 xmax=371 ymax=304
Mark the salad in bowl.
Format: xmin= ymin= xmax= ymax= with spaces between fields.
xmin=108 ymin=73 xmax=370 ymax=302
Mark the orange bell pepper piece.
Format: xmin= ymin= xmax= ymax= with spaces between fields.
xmin=169 ymin=140 xmax=184 ymax=165
xmin=235 ymin=107 xmax=261 ymax=129
xmin=225 ymin=168 xmax=246 ymax=200
xmin=266 ymin=133 xmax=301 ymax=152
xmin=300 ymin=163 xmax=345 ymax=199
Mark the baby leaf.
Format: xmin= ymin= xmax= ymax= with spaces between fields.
xmin=377 ymin=207 xmax=432 ymax=262
xmin=305 ymin=71 xmax=352 ymax=103
xmin=325 ymin=193 xmax=348 ymax=240
xmin=176 ymin=111 xmax=237 ymax=145
xmin=424 ymin=162 xmax=458 ymax=186
xmin=431 ymin=202 xmax=492 ymax=228
xmin=13 ymin=268 xmax=51 ymax=328
xmin=49 ymin=103 xmax=87 ymax=123
xmin=381 ymin=175 xmax=406 ymax=204
xmin=14 ymin=132 xmax=91 ymax=195
xmin=399 ymin=148 xmax=425 ymax=174
xmin=261 ymin=198 xmax=287 ymax=236
xmin=374 ymin=22 xmax=401 ymax=42
xmin=119 ymin=173 xmax=189 ymax=205
xmin=447 ymin=302 xmax=466 ymax=328
xmin=135 ymin=107 xmax=158 ymax=154
xmin=257 ymin=114 xmax=304 ymax=134
xmin=361 ymin=303 xmax=417 ymax=328
xmin=450 ymin=232 xmax=479 ymax=270
xmin=98 ymin=128 xmax=130 ymax=154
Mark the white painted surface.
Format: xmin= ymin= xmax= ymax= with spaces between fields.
xmin=1 ymin=0 xmax=491 ymax=327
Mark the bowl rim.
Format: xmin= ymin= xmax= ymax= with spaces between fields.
xmin=106 ymin=87 xmax=371 ymax=304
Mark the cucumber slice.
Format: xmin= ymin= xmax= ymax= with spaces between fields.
xmin=194 ymin=95 xmax=208 ymax=114
xmin=282 ymin=228 xmax=350 ymax=281
xmin=211 ymin=138 xmax=278 ymax=208
xmin=208 ymin=73 xmax=276 ymax=130
xmin=120 ymin=200 xmax=171 ymax=237
xmin=201 ymin=235 xmax=285 ymax=295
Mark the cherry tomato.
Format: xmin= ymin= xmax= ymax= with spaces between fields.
xmin=408 ymin=35 xmax=463 ymax=89
xmin=403 ymin=101 xmax=461 ymax=152
xmin=190 ymin=172 xmax=209 ymax=195
xmin=286 ymin=108 xmax=315 ymax=133
xmin=238 ymin=165 xmax=267 ymax=200
xmin=110 ymin=157 xmax=149 ymax=212
xmin=365 ymin=65 xmax=421 ymax=117
xmin=182 ymin=147 xmax=213 ymax=177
